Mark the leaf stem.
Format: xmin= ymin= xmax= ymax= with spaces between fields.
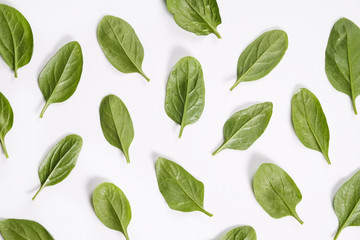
xmin=0 ymin=137 xmax=9 ymax=158
xmin=291 ymin=210 xmax=304 ymax=225
xmin=32 ymin=185 xmax=45 ymax=201
xmin=212 ymin=143 xmax=225 ymax=156
xmin=179 ymin=124 xmax=185 ymax=138
xmin=40 ymin=102 xmax=50 ymax=118
xmin=124 ymin=231 xmax=130 ymax=240
xmin=230 ymin=78 xmax=242 ymax=91
xmin=124 ymin=151 xmax=130 ymax=164
xmin=138 ymin=70 xmax=150 ymax=82
xmin=324 ymin=154 xmax=331 ymax=165
xmin=200 ymin=207 xmax=213 ymax=217
xmin=14 ymin=69 xmax=18 ymax=78
xmin=352 ymin=95 xmax=358 ymax=115
xmin=334 ymin=226 xmax=343 ymax=240
xmin=213 ymin=29 xmax=222 ymax=39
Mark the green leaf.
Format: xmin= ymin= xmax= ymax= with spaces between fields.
xmin=230 ymin=30 xmax=288 ymax=91
xmin=33 ymin=134 xmax=83 ymax=200
xmin=165 ymin=56 xmax=205 ymax=138
xmin=97 ymin=15 xmax=149 ymax=81
xmin=0 ymin=219 xmax=54 ymax=240
xmin=253 ymin=163 xmax=303 ymax=224
xmin=92 ymin=182 xmax=131 ymax=240
xmin=213 ymin=102 xmax=272 ymax=155
xmin=38 ymin=41 xmax=83 ymax=118
xmin=166 ymin=0 xmax=222 ymax=38
xmin=291 ymin=88 xmax=331 ymax=164
xmin=219 ymin=225 xmax=257 ymax=240
xmin=99 ymin=94 xmax=134 ymax=164
xmin=325 ymin=18 xmax=360 ymax=115
xmin=0 ymin=4 xmax=33 ymax=78
xmin=0 ymin=92 xmax=13 ymax=159
xmin=333 ymin=170 xmax=360 ymax=240
xmin=155 ymin=157 xmax=212 ymax=216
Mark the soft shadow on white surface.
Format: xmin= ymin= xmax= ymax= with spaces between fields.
xmin=247 ymin=152 xmax=277 ymax=190
xmin=331 ymin=167 xmax=360 ymax=199
xmin=166 ymin=46 xmax=192 ymax=75
xmin=86 ymin=176 xmax=108 ymax=200
xmin=209 ymin=225 xmax=239 ymax=240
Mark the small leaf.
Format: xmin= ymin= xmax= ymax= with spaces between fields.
xmin=219 ymin=225 xmax=257 ymax=240
xmin=325 ymin=18 xmax=360 ymax=114
xmin=213 ymin=102 xmax=272 ymax=155
xmin=38 ymin=41 xmax=83 ymax=118
xmin=155 ymin=157 xmax=212 ymax=216
xmin=230 ymin=30 xmax=288 ymax=91
xmin=97 ymin=15 xmax=149 ymax=81
xmin=253 ymin=163 xmax=303 ymax=224
xmin=0 ymin=219 xmax=54 ymax=240
xmin=291 ymin=88 xmax=331 ymax=164
xmin=165 ymin=56 xmax=205 ymax=138
xmin=99 ymin=94 xmax=134 ymax=163
xmin=92 ymin=182 xmax=131 ymax=240
xmin=0 ymin=4 xmax=33 ymax=77
xmin=32 ymin=134 xmax=83 ymax=200
xmin=0 ymin=92 xmax=13 ymax=159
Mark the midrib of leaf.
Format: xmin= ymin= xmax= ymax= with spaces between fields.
xmin=179 ymin=62 xmax=192 ymax=138
xmin=0 ymin=224 xmax=34 ymax=240
xmin=334 ymin=196 xmax=360 ymax=240
xmin=104 ymin=193 xmax=129 ymax=240
xmin=1 ymin=9 xmax=18 ymax=77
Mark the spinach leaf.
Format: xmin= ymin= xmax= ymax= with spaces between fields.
xmin=166 ymin=0 xmax=222 ymax=38
xmin=155 ymin=157 xmax=212 ymax=216
xmin=0 ymin=219 xmax=54 ymax=240
xmin=291 ymin=88 xmax=331 ymax=164
xmin=32 ymin=134 xmax=83 ymax=200
xmin=219 ymin=225 xmax=256 ymax=240
xmin=99 ymin=94 xmax=134 ymax=163
xmin=97 ymin=15 xmax=149 ymax=81
xmin=326 ymin=18 xmax=360 ymax=114
xmin=92 ymin=182 xmax=131 ymax=240
xmin=0 ymin=4 xmax=33 ymax=78
xmin=213 ymin=102 xmax=272 ymax=155
xmin=253 ymin=163 xmax=303 ymax=224
xmin=38 ymin=41 xmax=83 ymax=118
xmin=165 ymin=56 xmax=205 ymax=138
xmin=333 ymin=170 xmax=360 ymax=240
xmin=230 ymin=30 xmax=288 ymax=91
xmin=0 ymin=92 xmax=13 ymax=159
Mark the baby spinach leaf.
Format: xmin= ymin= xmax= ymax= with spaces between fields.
xmin=32 ymin=134 xmax=83 ymax=200
xmin=219 ymin=225 xmax=257 ymax=240
xmin=333 ymin=170 xmax=360 ymax=240
xmin=166 ymin=0 xmax=222 ymax=38
xmin=155 ymin=157 xmax=212 ymax=216
xmin=38 ymin=41 xmax=83 ymax=118
xmin=213 ymin=102 xmax=272 ymax=155
xmin=0 ymin=219 xmax=54 ymax=240
xmin=0 ymin=4 xmax=33 ymax=78
xmin=97 ymin=15 xmax=149 ymax=81
xmin=0 ymin=92 xmax=13 ymax=159
xmin=291 ymin=88 xmax=331 ymax=164
xmin=253 ymin=163 xmax=303 ymax=224
xmin=92 ymin=182 xmax=131 ymax=240
xmin=99 ymin=94 xmax=134 ymax=163
xmin=326 ymin=18 xmax=360 ymax=114
xmin=165 ymin=56 xmax=205 ymax=138
xmin=230 ymin=30 xmax=288 ymax=91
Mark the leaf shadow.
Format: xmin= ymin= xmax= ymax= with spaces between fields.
xmin=166 ymin=46 xmax=192 ymax=80
xmin=86 ymin=176 xmax=108 ymax=204
xmin=209 ymin=225 xmax=239 ymax=240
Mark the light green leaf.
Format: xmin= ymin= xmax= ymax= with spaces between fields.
xmin=0 ymin=92 xmax=13 ymax=159
xmin=0 ymin=219 xmax=54 ymax=240
xmin=219 ymin=225 xmax=257 ymax=240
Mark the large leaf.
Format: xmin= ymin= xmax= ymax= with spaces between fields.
xmin=32 ymin=134 xmax=83 ymax=200
xmin=0 ymin=92 xmax=13 ymax=159
xmin=0 ymin=219 xmax=54 ymax=240
xmin=38 ymin=41 xmax=83 ymax=118
xmin=230 ymin=30 xmax=288 ymax=91
xmin=0 ymin=4 xmax=33 ymax=77
xmin=165 ymin=56 xmax=205 ymax=138
xmin=253 ymin=163 xmax=303 ymax=224
xmin=155 ymin=157 xmax=212 ymax=216
xmin=219 ymin=225 xmax=257 ymax=240
xmin=166 ymin=0 xmax=222 ymax=38
xmin=97 ymin=15 xmax=149 ymax=81
xmin=325 ymin=18 xmax=360 ymax=114
xmin=213 ymin=102 xmax=272 ymax=155
xmin=291 ymin=88 xmax=331 ymax=164
xmin=92 ymin=182 xmax=131 ymax=240
xmin=99 ymin=94 xmax=134 ymax=163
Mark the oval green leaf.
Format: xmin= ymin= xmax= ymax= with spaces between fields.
xmin=291 ymin=88 xmax=331 ymax=164
xmin=213 ymin=102 xmax=273 ymax=155
xmin=38 ymin=41 xmax=83 ymax=118
xmin=99 ymin=94 xmax=134 ymax=164
xmin=0 ymin=4 xmax=33 ymax=77
xmin=219 ymin=225 xmax=257 ymax=240
xmin=155 ymin=157 xmax=212 ymax=217
xmin=33 ymin=134 xmax=83 ymax=200
xmin=0 ymin=219 xmax=54 ymax=240
xmin=253 ymin=163 xmax=303 ymax=224
xmin=165 ymin=56 xmax=205 ymax=138
xmin=230 ymin=30 xmax=288 ymax=91
xmin=97 ymin=15 xmax=149 ymax=81
xmin=325 ymin=18 xmax=360 ymax=114
xmin=0 ymin=92 xmax=13 ymax=159
xmin=92 ymin=182 xmax=131 ymax=240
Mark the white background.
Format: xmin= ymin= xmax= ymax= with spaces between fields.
xmin=0 ymin=0 xmax=359 ymax=239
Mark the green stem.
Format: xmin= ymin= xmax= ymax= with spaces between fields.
xmin=139 ymin=70 xmax=150 ymax=82
xmin=124 ymin=231 xmax=130 ymax=240
xmin=334 ymin=226 xmax=343 ymax=240
xmin=124 ymin=151 xmax=130 ymax=164
xmin=40 ymin=102 xmax=50 ymax=118
xmin=0 ymin=138 xmax=9 ymax=158
xmin=200 ymin=207 xmax=213 ymax=217
xmin=179 ymin=124 xmax=185 ymax=138
xmin=213 ymin=29 xmax=222 ymax=39
xmin=230 ymin=78 xmax=242 ymax=91
xmin=352 ymin=95 xmax=358 ymax=115
xmin=291 ymin=210 xmax=304 ymax=225
xmin=212 ymin=143 xmax=225 ymax=156
xmin=324 ymin=154 xmax=331 ymax=165
xmin=14 ymin=68 xmax=18 ymax=78
xmin=32 ymin=185 xmax=45 ymax=201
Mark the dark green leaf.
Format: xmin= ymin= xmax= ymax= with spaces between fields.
xmin=0 ymin=219 xmax=54 ymax=240
xmin=219 ymin=225 xmax=257 ymax=240
xmin=0 ymin=92 xmax=13 ymax=159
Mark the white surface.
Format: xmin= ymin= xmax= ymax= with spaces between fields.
xmin=0 ymin=0 xmax=359 ymax=239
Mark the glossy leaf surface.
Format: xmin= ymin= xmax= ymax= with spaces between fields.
xmin=0 ymin=219 xmax=54 ymax=240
